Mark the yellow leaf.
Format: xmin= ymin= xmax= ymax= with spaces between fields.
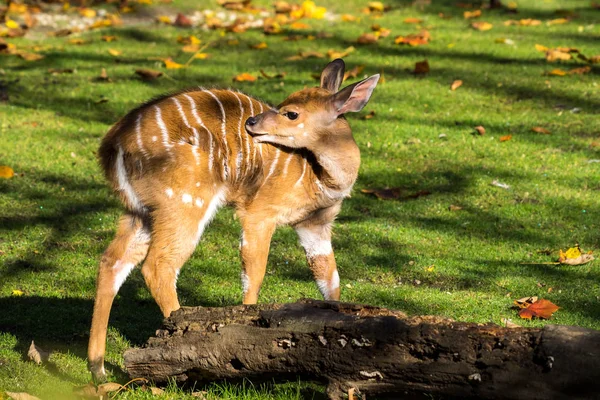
xmin=535 ymin=44 xmax=548 ymax=52
xmin=471 ymin=21 xmax=493 ymax=31
xmin=233 ymin=72 xmax=256 ymax=82
xmin=108 ymin=48 xmax=122 ymax=56
xmin=177 ymin=35 xmax=201 ymax=45
xmin=164 ymin=58 xmax=184 ymax=69
xmin=101 ymin=35 xmax=118 ymax=42
xmin=547 ymin=18 xmax=568 ymax=26
xmin=463 ymin=9 xmax=482 ymax=19
xmin=68 ymin=38 xmax=86 ymax=45
xmin=12 ymin=289 xmax=24 ymax=296
xmin=368 ymin=1 xmax=385 ymax=12
xmin=182 ymin=44 xmax=199 ymax=53
xmin=561 ymin=246 xmax=582 ymax=260
xmin=18 ymin=52 xmax=44 ymax=61
xmin=290 ymin=22 xmax=310 ymax=29
xmin=547 ymin=69 xmax=567 ymax=76
xmin=193 ymin=53 xmax=210 ymax=59
xmin=156 ymin=15 xmax=172 ymax=24
xmin=250 ymin=42 xmax=268 ymax=49
xmin=79 ymin=8 xmax=97 ymax=18
xmin=341 ymin=14 xmax=357 ymax=22
xmin=327 ymin=46 xmax=355 ymax=60
xmin=5 ymin=19 xmax=19 ymax=29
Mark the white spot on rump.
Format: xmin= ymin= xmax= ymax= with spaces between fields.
xmin=112 ymin=260 xmax=135 ymax=294
xmin=182 ymin=193 xmax=193 ymax=204
xmin=116 ymin=145 xmax=143 ymax=212
xmin=165 ymin=188 xmax=174 ymax=198
xmin=296 ymin=226 xmax=333 ymax=258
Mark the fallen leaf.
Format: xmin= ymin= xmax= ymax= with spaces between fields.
xmin=274 ymin=1 xmax=292 ymax=13
xmin=546 ymin=50 xmax=571 ymax=62
xmin=568 ymin=66 xmax=591 ymax=75
xmin=28 ymin=341 xmax=49 ymax=365
xmin=589 ymin=55 xmax=600 ymax=64
xmin=342 ymin=14 xmax=358 ymax=22
xmin=463 ymin=9 xmax=482 ymax=19
xmin=175 ymin=13 xmax=193 ymax=27
xmin=5 ymin=393 xmax=41 ymax=400
xmin=474 ymin=125 xmax=485 ymax=135
xmin=371 ymin=24 xmax=391 ymax=37
xmin=499 ymin=134 xmax=512 ymax=142
xmin=505 ymin=18 xmax=542 ymax=26
xmin=108 ymin=48 xmax=122 ymax=57
xmin=343 ymin=65 xmax=365 ymax=81
xmin=182 ymin=44 xmax=200 ymax=53
xmin=368 ymin=1 xmax=386 ymax=12
xmin=97 ymin=382 xmax=123 ymax=396
xmin=68 ymin=38 xmax=86 ymax=45
xmin=177 ymin=35 xmax=201 ymax=45
xmin=101 ymin=35 xmax=117 ymax=42
xmin=286 ymin=50 xmax=324 ymax=61
xmin=535 ymin=44 xmax=549 ymax=52
xmin=518 ymin=299 xmax=559 ymax=320
xmin=259 ymin=69 xmax=287 ymax=79
xmin=357 ymin=33 xmax=378 ymax=44
xmin=491 ymin=179 xmax=510 ymax=189
xmin=290 ymin=21 xmax=311 ymax=30
xmin=547 ymin=18 xmax=569 ymax=25
xmin=78 ymin=7 xmax=96 ymax=18
xmin=501 ymin=318 xmax=521 ymax=328
xmin=250 ymin=42 xmax=268 ymax=50
xmin=18 ymin=52 xmax=44 ymax=61
xmin=448 ymin=204 xmax=462 ymax=211
xmin=163 ymin=58 xmax=184 ymax=69
xmin=48 ymin=68 xmax=74 ymax=74
xmin=414 ymin=59 xmax=429 ymax=74
xmin=451 ymin=80 xmax=463 ymax=90
xmin=531 ymin=126 xmax=550 ymax=134
xmin=233 ymin=72 xmax=256 ymax=82
xmin=156 ymin=15 xmax=172 ymax=24
xmin=559 ymin=245 xmax=595 ymax=265
xmin=193 ymin=53 xmax=211 ymax=59
xmin=0 ymin=166 xmax=15 ymax=178
xmin=11 ymin=289 xmax=23 ymax=296
xmin=327 ymin=46 xmax=355 ymax=60
xmin=495 ymin=38 xmax=514 ymax=45
xmin=404 ymin=17 xmax=423 ymax=24
xmin=135 ymin=69 xmax=163 ymax=81
xmin=471 ymin=21 xmax=493 ymax=31
xmin=513 ymin=296 xmax=538 ymax=308
xmin=96 ymin=68 xmax=111 ymax=82
xmin=361 ymin=110 xmax=375 ymax=120
xmin=394 ymin=30 xmax=430 ymax=46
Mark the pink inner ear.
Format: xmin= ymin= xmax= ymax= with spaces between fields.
xmin=337 ymin=76 xmax=378 ymax=115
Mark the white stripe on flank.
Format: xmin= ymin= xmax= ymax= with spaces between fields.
xmin=282 ymin=152 xmax=294 ymax=177
xmin=135 ymin=113 xmax=148 ymax=159
xmin=239 ymin=93 xmax=253 ymax=168
xmin=154 ymin=105 xmax=172 ymax=150
xmin=116 ymin=144 xmax=143 ymax=212
xmin=193 ymin=188 xmax=227 ymax=245
xmin=184 ymin=93 xmax=212 ymax=171
xmin=232 ymin=91 xmax=245 ymax=180
xmin=172 ymin=97 xmax=200 ymax=166
xmin=263 ymin=148 xmax=280 ymax=184
xmin=203 ymin=90 xmax=230 ymax=180
xmin=295 ymin=158 xmax=307 ymax=187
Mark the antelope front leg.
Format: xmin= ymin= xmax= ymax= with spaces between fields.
xmin=295 ymin=207 xmax=341 ymax=301
xmin=239 ymin=220 xmax=276 ymax=304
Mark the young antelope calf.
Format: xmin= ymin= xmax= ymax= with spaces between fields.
xmin=88 ymin=59 xmax=379 ymax=380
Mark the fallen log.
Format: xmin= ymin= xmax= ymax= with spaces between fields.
xmin=124 ymin=300 xmax=600 ymax=399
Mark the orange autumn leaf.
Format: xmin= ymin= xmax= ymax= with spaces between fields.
xmin=546 ymin=50 xmax=571 ymax=62
xmin=343 ymin=65 xmax=365 ymax=81
xmin=547 ymin=69 xmax=567 ymax=76
xmin=342 ymin=14 xmax=357 ymax=22
xmin=233 ymin=72 xmax=256 ymax=82
xmin=569 ymin=66 xmax=591 ymax=75
xmin=0 ymin=166 xmax=15 ymax=179
xmin=404 ymin=17 xmax=422 ymax=24
xmin=414 ymin=59 xmax=429 ymax=74
xmin=451 ymin=80 xmax=463 ymax=90
xmin=156 ymin=15 xmax=172 ymax=24
xmin=250 ymin=42 xmax=268 ymax=49
xmin=163 ymin=58 xmax=184 ymax=69
xmin=518 ymin=299 xmax=559 ymax=320
xmin=357 ymin=32 xmax=378 ymax=44
xmin=101 ymin=35 xmax=117 ymax=42
xmin=532 ymin=126 xmax=551 ymax=134
xmin=327 ymin=46 xmax=355 ymax=59
xmin=471 ymin=21 xmax=493 ymax=31
xmin=174 ymin=13 xmax=193 ymax=27
xmin=394 ymin=30 xmax=430 ymax=46
xmin=547 ymin=18 xmax=569 ymax=25
xmin=500 ymin=134 xmax=512 ymax=142
xmin=463 ymin=9 xmax=481 ymax=19
xmin=290 ymin=21 xmax=311 ymax=29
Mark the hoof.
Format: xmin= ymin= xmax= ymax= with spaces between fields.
xmin=88 ymin=360 xmax=107 ymax=383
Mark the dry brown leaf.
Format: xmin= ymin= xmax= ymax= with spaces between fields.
xmin=463 ymin=9 xmax=482 ymax=19
xmin=0 ymin=166 xmax=14 ymax=179
xmin=474 ymin=125 xmax=485 ymax=135
xmin=501 ymin=318 xmax=521 ymax=328
xmin=568 ymin=66 xmax=591 ymax=75
xmin=518 ymin=299 xmax=559 ymax=320
xmin=471 ymin=21 xmax=493 ymax=31
xmin=357 ymin=33 xmax=378 ymax=44
xmin=451 ymin=80 xmax=463 ymax=90
xmin=361 ymin=110 xmax=375 ymax=120
xmin=414 ymin=59 xmax=429 ymax=74
xmin=101 ymin=35 xmax=117 ymax=42
xmin=546 ymin=50 xmax=571 ymax=62
xmin=531 ymin=126 xmax=551 ymax=134
xmin=343 ymin=65 xmax=365 ymax=81
xmin=499 ymin=134 xmax=512 ymax=142
xmin=150 ymin=387 xmax=165 ymax=395
xmin=559 ymin=246 xmax=594 ymax=265
xmin=448 ymin=204 xmax=462 ymax=211
xmin=27 ymin=341 xmax=49 ymax=365
xmin=175 ymin=13 xmax=193 ymax=27
xmin=514 ymin=296 xmax=538 ymax=308
xmin=259 ymin=69 xmax=286 ymax=79
xmin=250 ymin=42 xmax=268 ymax=50
xmin=68 ymin=38 xmax=86 ymax=45
xmin=135 ymin=69 xmax=163 ymax=81
xmin=5 ymin=393 xmax=41 ymax=400
xmin=97 ymin=382 xmax=123 ymax=396
xmin=233 ymin=72 xmax=256 ymax=82
xmin=394 ymin=30 xmax=430 ymax=46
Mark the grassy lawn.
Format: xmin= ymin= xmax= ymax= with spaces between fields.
xmin=1 ymin=0 xmax=599 ymax=398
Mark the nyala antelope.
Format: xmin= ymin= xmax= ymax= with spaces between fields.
xmin=88 ymin=59 xmax=379 ymax=380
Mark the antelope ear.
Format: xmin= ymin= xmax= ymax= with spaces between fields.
xmin=320 ymin=59 xmax=345 ymax=93
xmin=331 ymin=74 xmax=380 ymax=115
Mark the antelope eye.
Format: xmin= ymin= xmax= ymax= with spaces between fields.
xmin=284 ymin=111 xmax=299 ymax=120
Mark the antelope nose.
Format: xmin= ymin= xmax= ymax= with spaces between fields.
xmin=246 ymin=116 xmax=257 ymax=126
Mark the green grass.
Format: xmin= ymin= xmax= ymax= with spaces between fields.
xmin=1 ymin=0 xmax=599 ymax=398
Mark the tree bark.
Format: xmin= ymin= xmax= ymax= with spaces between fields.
xmin=124 ymin=300 xmax=600 ymax=399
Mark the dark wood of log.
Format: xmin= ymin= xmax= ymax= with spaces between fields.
xmin=124 ymin=300 xmax=600 ymax=399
